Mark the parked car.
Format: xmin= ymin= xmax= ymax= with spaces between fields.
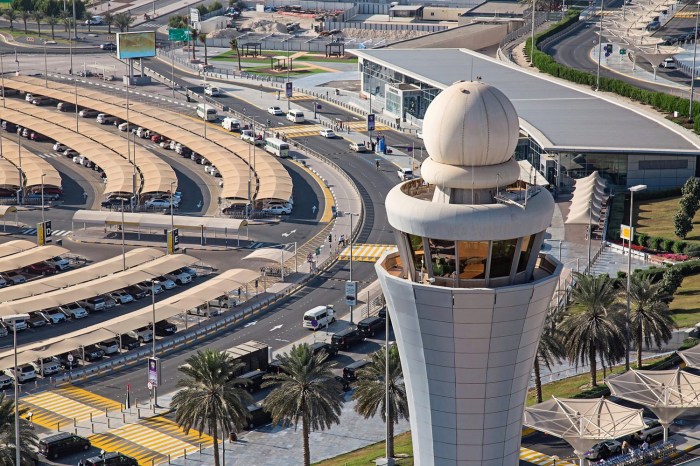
xmin=31 ymin=357 xmax=61 ymax=376
xmin=119 ymin=334 xmax=141 ymax=350
xmin=145 ymin=198 xmax=178 ymax=209
xmin=59 ymin=303 xmax=88 ymax=319
xmin=23 ymin=262 xmax=57 ymax=276
xmin=335 ymin=375 xmax=351 ymax=391
xmin=235 ymin=370 xmax=266 ymax=393
xmin=84 ymin=452 xmax=138 ymax=466
xmin=262 ymin=205 xmax=291 ymax=215
xmin=109 ymin=291 xmax=134 ymax=304
xmin=39 ymin=432 xmax=91 ymax=460
xmin=330 ymin=327 xmax=365 ymax=351
xmin=0 ymin=374 xmax=12 ymax=390
xmin=151 ymin=320 xmax=177 ymax=337
xmin=126 ymin=284 xmax=150 ymax=299
xmin=5 ymin=364 xmax=36 ymax=383
xmin=2 ymin=271 xmax=26 ymax=284
xmin=342 ymin=360 xmax=370 ymax=381
xmin=309 ymin=341 xmax=338 ymax=358
xmin=629 ymin=418 xmax=664 ymax=444
xmin=165 ymin=270 xmax=192 ymax=285
xmin=177 ymin=267 xmax=198 ymax=279
xmin=139 ymin=281 xmax=163 ymax=295
xmin=78 ymin=109 xmax=99 ymax=118
xmin=2 ymin=317 xmax=27 ymax=331
xmin=99 ymin=42 xmax=116 ymax=50
xmin=79 ymin=345 xmax=105 ymax=362
xmin=154 ymin=276 xmax=177 ymax=290
xmin=56 ymin=352 xmax=79 ymax=369
xmin=27 ymin=312 xmax=47 ymax=329
xmin=41 ymin=308 xmax=67 ymax=324
xmin=81 ymin=297 xmax=106 ymax=312
xmin=127 ymin=326 xmax=153 ymax=343
xmin=660 ymin=57 xmax=677 ymax=69
xmin=97 ymin=339 xmax=120 ymax=355
xmin=357 ymin=316 xmax=385 ymax=337
xmin=585 ymin=440 xmax=622 ymax=461
xmin=47 ymin=256 xmax=71 ymax=271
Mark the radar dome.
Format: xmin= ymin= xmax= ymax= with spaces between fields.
xmin=422 ymin=81 xmax=519 ymax=168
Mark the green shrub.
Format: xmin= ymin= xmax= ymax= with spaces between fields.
xmin=210 ymin=1 xmax=223 ymax=11
xmin=662 ymin=238 xmax=676 ymax=252
xmin=662 ymin=267 xmax=684 ymax=294
xmin=650 ymin=237 xmax=663 ymax=250
xmin=673 ymin=241 xmax=688 ymax=254
xmin=635 ymin=232 xmax=648 ymax=248
xmin=617 ymin=271 xmax=627 ymax=280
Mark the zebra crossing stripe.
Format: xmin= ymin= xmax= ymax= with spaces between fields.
xmin=22 ymin=229 xmax=37 ymax=234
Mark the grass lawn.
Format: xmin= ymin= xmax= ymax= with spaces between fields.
xmin=635 ymin=196 xmax=700 ymax=244
xmin=295 ymin=55 xmax=358 ymax=63
xmin=244 ymin=66 xmax=326 ymax=77
xmin=0 ymin=27 xmax=70 ymax=44
xmin=313 ymin=431 xmax=414 ymax=466
xmin=670 ymin=273 xmax=700 ymax=328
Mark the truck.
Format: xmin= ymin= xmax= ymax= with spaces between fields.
xmin=224 ymin=340 xmax=270 ymax=375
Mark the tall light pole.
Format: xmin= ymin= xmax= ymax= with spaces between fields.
xmin=151 ymin=279 xmax=158 ymax=407
xmin=40 ymin=173 xmax=46 ymax=223
xmin=170 ymin=180 xmax=176 ymax=241
xmin=595 ymin=0 xmax=605 ymax=91
xmin=43 ymin=41 xmax=48 ymax=87
xmin=626 ymin=184 xmax=646 ymax=371
xmin=690 ymin=1 xmax=700 ymax=121
xmin=530 ymin=0 xmax=536 ymax=64
xmin=120 ymin=198 xmax=126 ymax=270
xmin=345 ymin=212 xmax=359 ymax=324
xmin=8 ymin=312 xmax=29 ymax=466
xmin=17 ymin=136 xmax=22 ymax=205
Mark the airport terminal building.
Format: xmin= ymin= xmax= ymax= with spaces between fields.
xmin=352 ymin=48 xmax=700 ymax=192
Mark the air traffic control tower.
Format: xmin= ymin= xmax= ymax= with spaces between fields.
xmin=375 ymin=81 xmax=562 ymax=466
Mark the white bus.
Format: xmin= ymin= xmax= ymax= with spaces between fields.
xmin=196 ymin=103 xmax=217 ymax=121
xmin=264 ymin=137 xmax=290 ymax=158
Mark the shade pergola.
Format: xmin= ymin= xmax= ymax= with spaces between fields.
xmin=606 ymin=368 xmax=700 ymax=441
xmin=243 ymin=246 xmax=297 ymax=280
xmin=565 ymin=171 xmax=607 ymax=225
xmin=0 ymin=245 xmax=69 ymax=273
xmin=678 ymin=345 xmax=700 ymax=368
xmin=0 ymin=136 xmax=61 ymax=189
xmin=524 ymin=397 xmax=647 ymax=465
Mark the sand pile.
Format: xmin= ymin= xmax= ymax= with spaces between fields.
xmin=240 ymin=18 xmax=289 ymax=33
xmin=339 ymin=28 xmax=430 ymax=42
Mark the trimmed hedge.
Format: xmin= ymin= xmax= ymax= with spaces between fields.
xmin=527 ymin=10 xmax=700 ymax=125
xmin=634 ymin=259 xmax=700 ymax=282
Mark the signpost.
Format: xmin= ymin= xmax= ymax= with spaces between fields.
xmin=190 ymin=7 xmax=200 ymax=23
xmin=345 ymin=280 xmax=358 ymax=306
xmin=167 ymin=228 xmax=179 ymax=254
xmin=147 ymin=357 xmax=161 ymax=387
xmin=37 ymin=220 xmax=52 ymax=246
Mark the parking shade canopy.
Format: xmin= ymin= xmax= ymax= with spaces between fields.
xmin=0 ymin=135 xmax=61 ymax=190
xmin=0 ymin=245 xmax=69 ymax=274
xmin=0 ymin=247 xmax=165 ymax=302
xmin=0 ymin=239 xmax=36 ymax=258
xmin=523 ymin=397 xmax=646 ymax=465
xmin=606 ymin=368 xmax=700 ymax=441
xmin=72 ymin=210 xmax=248 ymax=234
xmin=0 ymin=254 xmax=198 ymax=316
xmin=0 ymin=268 xmax=258 ymax=369
xmin=243 ymin=247 xmax=288 ymax=262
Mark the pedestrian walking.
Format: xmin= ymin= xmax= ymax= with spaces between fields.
xmin=370 ymin=141 xmax=376 ymax=152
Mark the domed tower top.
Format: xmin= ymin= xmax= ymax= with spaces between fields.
xmin=422 ymin=81 xmax=520 ymax=169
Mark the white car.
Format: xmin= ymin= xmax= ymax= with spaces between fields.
xmin=97 ymin=339 xmax=120 ymax=355
xmin=109 ymin=291 xmax=134 ymax=304
xmin=63 ymin=149 xmax=78 ymax=158
xmin=2 ymin=317 xmax=27 ymax=331
xmin=53 ymin=142 xmax=67 ymax=152
xmin=661 ymin=58 xmax=677 ymax=69
xmin=154 ymin=276 xmax=177 ymax=290
xmin=118 ymin=122 xmax=133 ymax=132
xmin=24 ymin=93 xmax=33 ymax=102
xmin=417 ymin=130 xmax=423 ymax=140
xmin=41 ymin=308 xmax=66 ymax=324
xmin=165 ymin=270 xmax=192 ymax=285
xmin=241 ymin=130 xmax=263 ymax=145
xmin=5 ymin=365 xmax=36 ymax=383
xmin=59 ymin=303 xmax=88 ymax=319
xmin=204 ymin=86 xmax=220 ymax=96
xmin=31 ymin=357 xmax=61 ymax=376
xmin=320 ymin=129 xmax=336 ymax=138
xmin=268 ymin=106 xmax=284 ymax=116
xmin=85 ymin=17 xmax=103 ymax=25
xmin=263 ymin=205 xmax=292 ymax=215
xmin=145 ymin=198 xmax=178 ymax=209
xmin=47 ymin=256 xmax=71 ymax=271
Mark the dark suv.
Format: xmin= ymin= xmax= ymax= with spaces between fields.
xmin=330 ymin=327 xmax=364 ymax=351
xmin=84 ymin=452 xmax=138 ymax=466
xmin=357 ymin=316 xmax=385 ymax=337
xmin=151 ymin=320 xmax=177 ymax=337
xmin=235 ymin=370 xmax=266 ymax=393
xmin=342 ymin=360 xmax=370 ymax=381
xmin=39 ymin=432 xmax=91 ymax=459
xmin=310 ymin=341 xmax=338 ymax=358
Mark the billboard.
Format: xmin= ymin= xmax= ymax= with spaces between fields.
xmin=117 ymin=31 xmax=156 ymax=59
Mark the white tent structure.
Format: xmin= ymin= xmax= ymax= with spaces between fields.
xmin=565 ymin=172 xmax=607 ymax=225
xmin=243 ymin=246 xmax=297 ymax=280
xmin=524 ymin=397 xmax=647 ymax=465
xmin=678 ymin=345 xmax=700 ymax=369
xmin=606 ymin=369 xmax=700 ymax=441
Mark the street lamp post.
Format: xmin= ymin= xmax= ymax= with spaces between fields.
xmin=286 ymin=39 xmax=291 ymax=111
xmin=346 ymin=212 xmax=359 ymax=323
xmin=151 ymin=279 xmax=158 ymax=407
xmin=40 ymin=173 xmax=46 ymax=223
xmin=596 ymin=0 xmax=605 ymax=91
xmin=8 ymin=312 xmax=29 ymax=466
xmin=626 ymin=184 xmax=647 ymax=371
xmin=690 ymin=1 xmax=700 ymax=121
xmin=120 ymin=198 xmax=126 ymax=270
xmin=170 ymin=180 xmax=176 ymax=237
xmin=1 ymin=52 xmax=5 ymax=108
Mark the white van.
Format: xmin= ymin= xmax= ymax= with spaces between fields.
xmin=397 ymin=167 xmax=414 ymax=181
xmin=286 ymin=109 xmax=305 ymax=123
xmin=264 ymin=137 xmax=290 ymax=158
xmin=222 ymin=117 xmax=241 ymax=132
xmin=96 ymin=113 xmax=117 ymax=125
xmin=302 ymin=305 xmax=335 ymax=330
xmin=197 ymin=103 xmax=217 ymax=121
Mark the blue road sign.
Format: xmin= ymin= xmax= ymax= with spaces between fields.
xmin=367 ymin=113 xmax=375 ymax=131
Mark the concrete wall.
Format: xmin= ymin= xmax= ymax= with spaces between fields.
xmin=626 ymin=154 xmax=696 ymax=190
xmin=376 ymin=256 xmax=561 ymax=466
xmin=387 ymin=22 xmax=508 ymax=50
xmin=199 ymin=16 xmax=229 ymax=34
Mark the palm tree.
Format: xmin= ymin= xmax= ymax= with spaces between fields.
xmin=103 ymin=11 xmax=113 ymax=34
xmin=262 ymin=344 xmax=343 ymax=466
xmin=32 ymin=10 xmax=43 ymax=36
xmin=83 ymin=11 xmax=92 ymax=32
xmin=113 ymin=12 xmax=133 ymax=32
xmin=171 ymin=350 xmax=252 ymax=466
xmin=199 ymin=32 xmax=208 ymax=66
xmin=189 ymin=27 xmax=199 ymax=61
xmin=46 ymin=15 xmax=58 ymax=40
xmin=3 ymin=9 xmax=17 ymax=31
xmin=0 ymin=394 xmax=39 ymax=465
xmin=20 ymin=9 xmax=30 ymax=34
xmin=533 ymin=308 xmax=566 ymax=403
xmin=60 ymin=10 xmax=70 ymax=32
xmin=561 ymin=273 xmax=626 ymax=387
xmin=229 ymin=37 xmax=242 ymax=71
xmin=625 ymin=274 xmax=674 ymax=369
xmin=353 ymin=345 xmax=408 ymax=459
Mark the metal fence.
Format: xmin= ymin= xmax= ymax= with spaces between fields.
xmin=323 ymin=20 xmax=448 ymax=32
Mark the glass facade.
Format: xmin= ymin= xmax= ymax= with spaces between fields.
xmin=490 ymin=239 xmax=518 ymax=277
xmin=407 ymin=234 xmax=425 ymax=274
xmin=428 ymin=238 xmax=457 ymax=279
xmin=457 ymin=241 xmax=489 ymax=279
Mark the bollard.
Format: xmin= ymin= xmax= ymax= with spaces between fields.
xmin=105 ymin=407 xmax=108 ymax=417
xmin=199 ymin=443 xmax=202 ymax=453
xmin=73 ymin=417 xmax=77 ymax=428
xmin=90 ymin=412 xmax=93 ymax=422
xmin=168 ymin=454 xmax=171 ymax=464
xmin=138 ymin=408 xmax=141 ymax=419
xmin=56 ymin=421 xmax=60 ymax=431
xmin=123 ymin=413 xmax=126 ymax=423
xmin=184 ymin=449 xmax=187 ymax=459
xmin=108 ymin=418 xmax=111 ymax=428
xmin=91 ymin=423 xmax=94 ymax=433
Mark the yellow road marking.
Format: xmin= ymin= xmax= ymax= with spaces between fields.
xmin=520 ymin=446 xmax=575 ymax=465
xmin=339 ymin=244 xmax=397 ymax=262
xmin=20 ymin=386 xmax=121 ymax=429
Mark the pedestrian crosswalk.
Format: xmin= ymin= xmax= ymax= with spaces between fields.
xmin=20 ymin=228 xmax=71 ymax=237
xmin=36 ymin=152 xmax=63 ymax=159
xmin=20 ymin=385 xmax=122 ymax=430
xmin=520 ymin=447 xmax=575 ymax=465
xmin=674 ymin=10 xmax=699 ymax=17
xmin=89 ymin=415 xmax=214 ymax=465
xmin=249 ymin=241 xmax=295 ymax=251
xmin=276 ymin=121 xmax=392 ymax=139
xmin=338 ymin=244 xmax=397 ymax=262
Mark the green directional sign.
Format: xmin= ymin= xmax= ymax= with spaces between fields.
xmin=620 ymin=48 xmax=626 ymax=55
xmin=168 ymin=28 xmax=189 ymax=41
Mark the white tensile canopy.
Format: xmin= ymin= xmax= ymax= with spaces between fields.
xmin=606 ymin=369 xmax=700 ymax=441
xmin=524 ymin=397 xmax=646 ymax=465
xmin=566 ymin=172 xmax=607 ymax=225
xmin=678 ymin=345 xmax=700 ymax=369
